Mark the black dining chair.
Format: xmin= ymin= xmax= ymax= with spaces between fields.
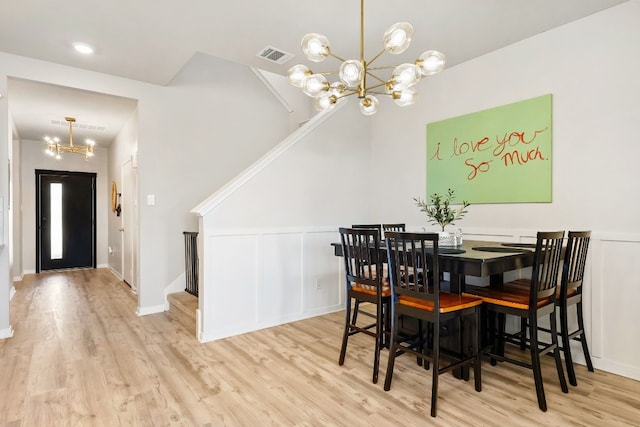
xmin=557 ymin=231 xmax=594 ymax=385
xmin=338 ymin=227 xmax=390 ymax=384
xmin=383 ymin=231 xmax=483 ymax=417
xmin=516 ymin=231 xmax=594 ymax=386
xmin=352 ymin=224 xmax=383 ymax=235
xmin=463 ymin=231 xmax=568 ymax=412
xmin=382 ymin=223 xmax=406 ymax=233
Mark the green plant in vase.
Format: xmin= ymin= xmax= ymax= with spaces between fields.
xmin=414 ymin=189 xmax=470 ymax=244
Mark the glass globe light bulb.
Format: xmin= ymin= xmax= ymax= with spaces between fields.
xmin=287 ymin=64 xmax=312 ymax=88
xmin=313 ymin=93 xmax=338 ymax=111
xmin=302 ymin=74 xmax=329 ymax=97
xmin=328 ymin=81 xmax=346 ymax=98
xmin=359 ymin=95 xmax=379 ymax=116
xmin=339 ymin=60 xmax=364 ymax=89
xmin=383 ymin=22 xmax=414 ymax=54
xmin=390 ymin=63 xmax=422 ymax=90
xmin=301 ymin=33 xmax=330 ymax=62
xmin=417 ymin=50 xmax=446 ymax=76
xmin=392 ymin=87 xmax=418 ymax=107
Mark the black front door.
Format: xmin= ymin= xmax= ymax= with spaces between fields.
xmin=36 ymin=170 xmax=96 ymax=272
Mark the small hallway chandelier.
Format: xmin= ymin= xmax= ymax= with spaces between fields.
xmin=287 ymin=0 xmax=445 ymax=115
xmin=44 ymin=117 xmax=96 ymax=160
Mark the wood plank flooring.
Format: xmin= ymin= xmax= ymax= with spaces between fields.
xmin=1 ymin=269 xmax=639 ymax=426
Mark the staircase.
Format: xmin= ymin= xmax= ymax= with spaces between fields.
xmin=167 ymin=292 xmax=198 ymax=336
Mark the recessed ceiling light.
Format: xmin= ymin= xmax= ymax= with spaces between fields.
xmin=73 ymin=42 xmax=94 ymax=55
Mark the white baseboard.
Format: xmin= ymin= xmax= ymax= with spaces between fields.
xmin=0 ymin=326 xmax=15 ymax=339
xmin=591 ymin=357 xmax=640 ymax=381
xmin=136 ymin=304 xmax=165 ymax=316
xmin=107 ymin=266 xmax=123 ymax=281
xmin=198 ymin=304 xmax=343 ymax=343
xmin=9 ymin=286 xmax=16 ymax=301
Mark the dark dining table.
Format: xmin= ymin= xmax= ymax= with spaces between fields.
xmin=332 ymin=239 xmax=536 ymax=293
xmin=332 ymin=238 xmax=537 ymax=379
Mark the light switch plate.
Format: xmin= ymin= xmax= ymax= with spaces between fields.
xmin=147 ymin=194 xmax=155 ymax=205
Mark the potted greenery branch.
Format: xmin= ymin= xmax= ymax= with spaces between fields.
xmin=414 ymin=188 xmax=470 ymax=245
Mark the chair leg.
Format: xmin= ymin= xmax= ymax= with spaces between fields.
xmin=528 ymin=315 xmax=547 ymax=412
xmin=338 ymin=296 xmax=353 ymax=366
xmin=473 ymin=308 xmax=482 ymax=392
xmin=550 ymin=311 xmax=569 ymax=393
xmin=383 ymin=312 xmax=399 ymax=391
xmin=460 ymin=316 xmax=470 ymax=381
xmin=372 ymin=300 xmax=383 ymax=384
xmin=430 ymin=323 xmax=440 ymax=418
xmin=576 ymin=301 xmax=595 ymax=372
xmin=520 ymin=318 xmax=528 ymax=350
xmin=559 ymin=302 xmax=577 ymax=386
xmin=490 ymin=312 xmax=505 ymax=366
xmin=352 ymin=300 xmax=361 ymax=325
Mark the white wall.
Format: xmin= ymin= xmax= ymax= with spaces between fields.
xmin=135 ymin=52 xmax=291 ymax=314
xmin=195 ymin=103 xmax=371 ymax=341
xmin=0 ymin=74 xmax=12 ymax=338
xmin=107 ymin=110 xmax=138 ymax=279
xmin=20 ymin=140 xmax=109 ymax=272
xmin=0 ymin=49 xmax=292 ymax=318
xmin=369 ymin=1 xmax=640 ymax=380
xmin=11 ymin=128 xmax=22 ymax=281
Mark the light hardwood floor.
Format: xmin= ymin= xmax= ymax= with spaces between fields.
xmin=1 ymin=269 xmax=639 ymax=426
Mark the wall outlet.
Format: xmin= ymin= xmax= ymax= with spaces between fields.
xmin=315 ymin=279 xmax=321 ymax=290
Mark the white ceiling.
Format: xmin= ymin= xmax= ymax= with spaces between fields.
xmin=2 ymin=0 xmax=628 ymax=146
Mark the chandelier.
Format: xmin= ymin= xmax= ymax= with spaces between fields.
xmin=44 ymin=117 xmax=95 ymax=160
xmin=287 ymin=0 xmax=445 ymax=116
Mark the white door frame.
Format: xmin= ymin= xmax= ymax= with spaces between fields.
xmin=121 ymin=157 xmax=138 ymax=292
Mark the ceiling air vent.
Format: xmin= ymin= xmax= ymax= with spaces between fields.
xmin=50 ymin=119 xmax=106 ymax=132
xmin=257 ymin=46 xmax=295 ymax=65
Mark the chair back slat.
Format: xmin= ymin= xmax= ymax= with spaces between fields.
xmin=382 ymin=223 xmax=406 ymax=233
xmin=385 ymin=231 xmax=440 ymax=307
xmin=352 ymin=224 xmax=383 ymax=236
xmin=562 ymin=231 xmax=591 ymax=295
xmin=339 ymin=227 xmax=383 ymax=291
xmin=531 ymin=231 xmax=565 ymax=302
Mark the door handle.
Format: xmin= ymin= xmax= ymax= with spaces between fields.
xmin=119 ymin=228 xmax=125 ymax=232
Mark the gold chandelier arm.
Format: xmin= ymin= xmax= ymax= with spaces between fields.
xmin=67 ymin=117 xmax=75 ymax=147
xmin=328 ymin=52 xmax=348 ymax=63
xmin=336 ymin=90 xmax=360 ymax=99
xmin=363 ymin=81 xmax=388 ymax=92
xmin=366 ymin=64 xmax=398 ymax=72
xmin=365 ymin=90 xmax=393 ymax=96
xmin=360 ymin=0 xmax=365 ymax=63
xmin=364 ymin=71 xmax=387 ymax=85
xmin=366 ymin=48 xmax=388 ymax=67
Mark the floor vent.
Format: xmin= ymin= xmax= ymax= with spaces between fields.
xmin=256 ymin=46 xmax=295 ymax=65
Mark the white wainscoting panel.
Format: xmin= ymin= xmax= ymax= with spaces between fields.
xmin=199 ymin=228 xmax=342 ymax=343
xmin=304 ymin=231 xmax=343 ymax=312
xmin=259 ymin=233 xmax=304 ymax=322
xmin=198 ymin=225 xmax=640 ymax=381
xmin=205 ymin=234 xmax=259 ymax=339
